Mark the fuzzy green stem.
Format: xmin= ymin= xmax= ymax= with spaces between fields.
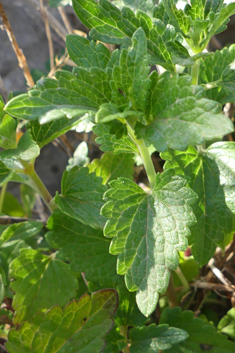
xmin=121 ymin=326 xmax=130 ymax=353
xmin=174 ymin=267 xmax=190 ymax=291
xmin=127 ymin=124 xmax=156 ymax=189
xmin=20 ymin=160 xmax=56 ymax=213
xmin=191 ymin=60 xmax=200 ymax=85
xmin=0 ymin=182 xmax=7 ymax=213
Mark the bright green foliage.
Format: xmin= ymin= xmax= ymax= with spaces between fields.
xmin=55 ymin=167 xmax=107 ymax=229
xmin=6 ymin=289 xmax=118 ymax=353
xmin=160 ymin=307 xmax=235 ymax=352
xmin=88 ymin=152 xmax=134 ymax=184
xmin=72 ymin=0 xmax=177 ymax=71
xmin=5 ymin=69 xmax=111 ymax=123
xmin=46 ymin=210 xmax=119 ymax=287
xmin=111 ymin=0 xmax=157 ymax=16
xmin=129 ymin=324 xmax=188 ymax=352
xmin=199 ymin=44 xmax=235 ymax=104
xmin=9 ymin=248 xmax=78 ymax=324
xmin=0 ymin=222 xmax=43 ymax=247
xmin=135 ymin=73 xmax=233 ymax=152
xmin=102 ymin=170 xmax=197 ymax=316
xmin=0 ymin=114 xmax=17 ymax=149
xmin=93 ymin=123 xmax=138 ymax=155
xmin=0 ymin=131 xmax=40 ymax=161
xmin=218 ymin=308 xmax=235 ymax=340
xmin=162 ymin=142 xmax=235 ymax=265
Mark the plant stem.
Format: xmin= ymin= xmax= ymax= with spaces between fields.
xmin=191 ymin=60 xmax=200 ymax=85
xmin=0 ymin=182 xmax=7 ymax=213
xmin=127 ymin=123 xmax=156 ymax=189
xmin=121 ymin=326 xmax=130 ymax=353
xmin=167 ymin=275 xmax=178 ymax=307
xmin=21 ymin=160 xmax=56 ymax=213
xmin=174 ymin=267 xmax=190 ymax=291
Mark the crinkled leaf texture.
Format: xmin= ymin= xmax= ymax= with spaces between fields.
xmin=160 ymin=306 xmax=235 ymax=352
xmin=129 ymin=324 xmax=188 ymax=352
xmin=135 ymin=73 xmax=234 ymax=152
xmin=88 ymin=152 xmax=134 ymax=184
xmin=101 ymin=170 xmax=197 ymax=316
xmin=9 ymin=249 xmax=78 ymax=324
xmin=6 ymin=289 xmax=118 ymax=353
xmin=46 ymin=210 xmax=119 ymax=287
xmin=55 ymin=167 xmax=107 ymax=229
xmin=72 ymin=0 xmax=177 ymax=70
xmin=199 ymin=44 xmax=235 ymax=104
xmin=162 ymin=142 xmax=235 ymax=265
xmin=5 ymin=68 xmax=111 ymax=124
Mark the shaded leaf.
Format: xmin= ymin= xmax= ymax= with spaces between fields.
xmin=6 ymin=289 xmax=118 ymax=353
xmin=101 ymin=170 xmax=197 ymax=316
xmin=0 ymin=221 xmax=43 ymax=247
xmin=55 ymin=167 xmax=107 ymax=229
xmin=67 ymin=141 xmax=89 ymax=170
xmin=218 ymin=308 xmax=235 ymax=340
xmin=0 ymin=161 xmax=14 ymax=186
xmin=9 ymin=248 xmax=78 ymax=323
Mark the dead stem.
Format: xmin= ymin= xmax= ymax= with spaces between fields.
xmin=58 ymin=6 xmax=73 ymax=34
xmin=39 ymin=0 xmax=54 ymax=71
xmin=0 ymin=1 xmax=35 ymax=88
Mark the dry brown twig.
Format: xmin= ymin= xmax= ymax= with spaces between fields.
xmin=0 ymin=1 xmax=35 ymax=88
xmin=58 ymin=6 xmax=73 ymax=34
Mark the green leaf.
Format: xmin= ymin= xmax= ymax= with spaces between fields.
xmin=67 ymin=35 xmax=112 ymax=69
xmin=0 ymin=161 xmax=14 ymax=186
xmin=67 ymin=141 xmax=89 ymax=170
xmin=88 ymin=152 xmax=134 ymax=184
xmin=9 ymin=248 xmax=78 ymax=324
xmin=93 ymin=123 xmax=139 ymax=155
xmin=135 ymin=73 xmax=234 ymax=152
xmin=218 ymin=308 xmax=235 ymax=340
xmin=55 ymin=166 xmax=107 ymax=229
xmin=0 ymin=221 xmax=43 ymax=247
xmin=6 ymin=289 xmax=118 ymax=353
xmin=28 ymin=115 xmax=88 ymax=148
xmin=72 ymin=0 xmax=176 ymax=70
xmin=110 ymin=28 xmax=150 ymax=115
xmin=46 ymin=210 xmax=119 ymax=287
xmin=0 ymin=114 xmax=17 ymax=149
xmin=162 ymin=142 xmax=235 ymax=265
xmin=2 ymin=192 xmax=25 ymax=217
xmin=101 ymin=170 xmax=197 ymax=316
xmin=5 ymin=69 xmax=111 ymax=124
xmin=111 ymin=0 xmax=157 ymax=17
xmin=199 ymin=44 xmax=235 ymax=104
xmin=20 ymin=184 xmax=36 ymax=218
xmin=103 ymin=325 xmax=125 ymax=353
xmin=0 ymin=131 xmax=40 ymax=161
xmin=129 ymin=324 xmax=188 ymax=352
xmin=49 ymin=0 xmax=72 ymax=7
xmin=159 ymin=306 xmax=235 ymax=352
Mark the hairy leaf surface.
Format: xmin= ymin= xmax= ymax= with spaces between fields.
xmin=6 ymin=289 xmax=118 ymax=353
xmin=55 ymin=167 xmax=107 ymax=229
xmin=9 ymin=249 xmax=78 ymax=323
xmin=46 ymin=210 xmax=119 ymax=287
xmin=101 ymin=170 xmax=197 ymax=316
xmin=162 ymin=142 xmax=235 ymax=265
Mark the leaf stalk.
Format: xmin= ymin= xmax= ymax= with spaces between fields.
xmin=191 ymin=60 xmax=200 ymax=85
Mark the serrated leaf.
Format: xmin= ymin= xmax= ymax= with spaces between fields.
xmin=218 ymin=308 xmax=235 ymax=340
xmin=162 ymin=142 xmax=235 ymax=265
xmin=135 ymin=73 xmax=234 ymax=152
xmin=0 ymin=131 xmax=39 ymax=161
xmin=88 ymin=152 xmax=134 ymax=184
xmin=55 ymin=166 xmax=107 ymax=229
xmin=159 ymin=306 xmax=235 ymax=352
xmin=199 ymin=44 xmax=235 ymax=104
xmin=129 ymin=324 xmax=188 ymax=352
xmin=46 ymin=210 xmax=119 ymax=287
xmin=9 ymin=248 xmax=78 ymax=324
xmin=0 ymin=221 xmax=43 ymax=247
xmin=111 ymin=0 xmax=157 ymax=17
xmin=5 ymin=68 xmax=111 ymax=124
xmin=6 ymin=289 xmax=118 ymax=353
xmin=93 ymin=123 xmax=139 ymax=155
xmin=72 ymin=0 xmax=176 ymax=70
xmin=111 ymin=28 xmax=150 ymax=114
xmin=0 ymin=161 xmax=14 ymax=186
xmin=101 ymin=170 xmax=197 ymax=316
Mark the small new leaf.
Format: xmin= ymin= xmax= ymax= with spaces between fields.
xmin=6 ymin=289 xmax=118 ymax=353
xmin=101 ymin=170 xmax=197 ymax=316
xmin=9 ymin=248 xmax=78 ymax=324
xmin=55 ymin=167 xmax=107 ymax=229
xmin=129 ymin=324 xmax=188 ymax=352
xmin=46 ymin=210 xmax=119 ymax=287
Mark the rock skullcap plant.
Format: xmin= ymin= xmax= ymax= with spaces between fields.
xmin=1 ymin=0 xmax=235 ymax=352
